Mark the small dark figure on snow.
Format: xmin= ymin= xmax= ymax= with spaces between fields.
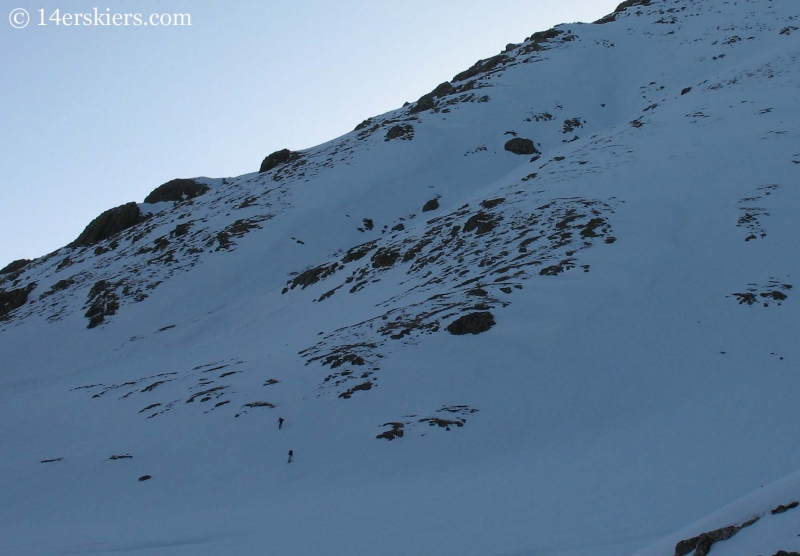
xmin=278 ymin=417 xmax=285 ymax=430
xmin=287 ymin=450 xmax=294 ymax=464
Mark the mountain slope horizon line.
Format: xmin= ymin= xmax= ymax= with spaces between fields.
xmin=1 ymin=0 xmax=651 ymax=272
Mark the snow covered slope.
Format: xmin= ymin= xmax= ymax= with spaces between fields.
xmin=2 ymin=0 xmax=800 ymax=554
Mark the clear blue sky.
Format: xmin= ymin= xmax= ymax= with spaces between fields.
xmin=0 ymin=0 xmax=621 ymax=267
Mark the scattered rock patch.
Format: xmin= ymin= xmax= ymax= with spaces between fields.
xmin=385 ymin=124 xmax=414 ymax=141
xmin=338 ymin=381 xmax=373 ymax=399
xmin=84 ymin=280 xmax=122 ymax=328
xmin=295 ymin=197 xmax=616 ymax=385
xmin=464 ymin=211 xmax=499 ymax=235
xmin=186 ymin=386 xmax=228 ymax=404
xmin=285 ymin=263 xmax=340 ymax=292
xmin=213 ymin=217 xmax=266 ymax=251
xmin=729 ymin=280 xmax=791 ymax=307
xmin=371 ymin=247 xmax=402 ymax=269
xmin=562 ymin=118 xmax=583 ymax=133
xmin=342 ymin=241 xmax=378 ymax=264
xmin=376 ymin=406 xmax=478 ymax=439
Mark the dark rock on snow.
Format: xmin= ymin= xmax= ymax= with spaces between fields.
xmin=143 ymin=178 xmax=209 ymax=204
xmin=674 ymin=517 xmax=759 ymax=556
xmin=410 ymin=94 xmax=436 ymax=114
xmin=259 ymin=148 xmax=299 ymax=173
xmin=446 ymin=311 xmax=496 ymax=335
xmin=0 ymin=283 xmax=36 ymax=320
xmin=410 ymin=82 xmax=456 ymax=114
xmin=84 ymin=279 xmax=121 ymax=329
xmin=504 ymin=137 xmax=539 ymax=155
xmin=595 ymin=0 xmax=652 ymax=24
xmin=339 ymin=381 xmax=373 ymax=399
xmin=422 ymin=198 xmax=440 ymax=212
xmin=385 ymin=124 xmax=414 ymax=141
xmin=354 ymin=118 xmax=373 ymax=131
xmin=70 ymin=202 xmax=146 ymax=248
xmin=771 ymin=501 xmax=799 ymax=514
xmin=0 ymin=259 xmax=32 ymax=275
xmin=452 ymin=54 xmax=510 ymax=83
xmin=463 ymin=211 xmax=498 ymax=235
xmin=376 ymin=422 xmax=404 ymax=440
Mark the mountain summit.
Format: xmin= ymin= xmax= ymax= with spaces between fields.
xmin=3 ymin=1 xmax=800 ymax=554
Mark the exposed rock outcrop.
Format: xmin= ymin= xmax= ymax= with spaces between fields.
xmin=0 ymin=282 xmax=36 ymax=320
xmin=385 ymin=124 xmax=414 ymax=141
xmin=446 ymin=311 xmax=495 ymax=335
xmin=408 ymin=79 xmax=486 ymax=114
xmin=452 ymin=55 xmax=510 ymax=83
xmin=519 ymin=29 xmax=566 ymax=54
xmin=143 ymin=178 xmax=209 ymax=204
xmin=0 ymin=259 xmax=32 ymax=275
xmin=674 ymin=517 xmax=759 ymax=556
xmin=70 ymin=202 xmax=146 ymax=248
xmin=504 ymin=137 xmax=539 ymax=155
xmin=410 ymin=82 xmax=456 ymax=114
xmin=463 ymin=211 xmax=499 ymax=235
xmin=422 ymin=198 xmax=440 ymax=212
xmin=595 ymin=0 xmax=652 ymax=24
xmin=259 ymin=148 xmax=299 ymax=173
xmin=84 ymin=279 xmax=121 ymax=328
xmin=771 ymin=501 xmax=799 ymax=514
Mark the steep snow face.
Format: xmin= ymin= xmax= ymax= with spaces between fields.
xmin=2 ymin=0 xmax=800 ymax=554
